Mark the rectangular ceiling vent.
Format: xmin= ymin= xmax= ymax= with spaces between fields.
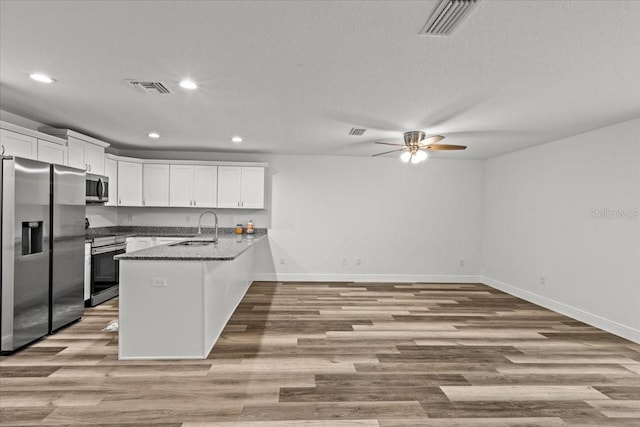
xmin=349 ymin=127 xmax=366 ymax=136
xmin=420 ymin=0 xmax=480 ymax=36
xmin=127 ymin=80 xmax=172 ymax=95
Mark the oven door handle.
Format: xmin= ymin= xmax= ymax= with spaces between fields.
xmin=91 ymin=244 xmax=127 ymax=255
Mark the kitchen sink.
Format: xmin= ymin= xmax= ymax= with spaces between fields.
xmin=169 ymin=240 xmax=217 ymax=247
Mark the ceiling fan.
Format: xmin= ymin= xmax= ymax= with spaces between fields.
xmin=372 ymin=131 xmax=466 ymax=163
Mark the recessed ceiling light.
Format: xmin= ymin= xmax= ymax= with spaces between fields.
xmin=231 ymin=136 xmax=243 ymax=143
xmin=148 ymin=132 xmax=160 ymax=139
xmin=179 ymin=79 xmax=197 ymax=90
xmin=30 ymin=73 xmax=54 ymax=83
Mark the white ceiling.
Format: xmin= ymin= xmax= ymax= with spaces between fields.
xmin=1 ymin=0 xmax=639 ymax=160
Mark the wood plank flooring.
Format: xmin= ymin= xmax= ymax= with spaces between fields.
xmin=1 ymin=282 xmax=639 ymax=426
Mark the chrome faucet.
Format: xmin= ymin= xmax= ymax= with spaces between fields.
xmin=197 ymin=210 xmax=218 ymax=242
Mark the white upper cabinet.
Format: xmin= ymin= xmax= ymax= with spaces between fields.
xmin=37 ymin=139 xmax=67 ymax=165
xmin=143 ymin=164 xmax=170 ymax=206
xmin=66 ymin=137 xmax=85 ymax=170
xmin=84 ymin=142 xmax=105 ymax=175
xmin=217 ymin=166 xmax=242 ymax=208
xmin=193 ymin=165 xmax=218 ymax=207
xmin=38 ymin=128 xmax=108 ymax=174
xmin=169 ymin=164 xmax=217 ymax=208
xmin=67 ymin=136 xmax=105 ymax=174
xmin=117 ymin=160 xmax=143 ymax=206
xmin=0 ymin=129 xmax=37 ymax=159
xmin=217 ymin=166 xmax=264 ymax=209
xmin=104 ymin=157 xmax=118 ymax=207
xmin=241 ymin=167 xmax=265 ymax=209
xmin=169 ymin=164 xmax=194 ymax=207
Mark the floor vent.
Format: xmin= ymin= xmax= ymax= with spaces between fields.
xmin=420 ymin=0 xmax=480 ymax=36
xmin=349 ymin=127 xmax=367 ymax=136
xmin=127 ymin=80 xmax=172 ymax=94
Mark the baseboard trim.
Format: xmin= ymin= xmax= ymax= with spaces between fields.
xmin=252 ymin=273 xmax=482 ymax=283
xmin=482 ymin=276 xmax=640 ymax=344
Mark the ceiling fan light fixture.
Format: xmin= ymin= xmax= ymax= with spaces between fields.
xmin=415 ymin=150 xmax=428 ymax=162
xmin=400 ymin=151 xmax=412 ymax=163
xmin=410 ymin=155 xmax=421 ymax=164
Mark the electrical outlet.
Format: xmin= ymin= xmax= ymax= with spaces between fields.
xmin=280 ymin=257 xmax=285 ymax=265
xmin=127 ymin=214 xmax=133 ymax=222
xmin=540 ymin=276 xmax=546 ymax=285
xmin=185 ymin=216 xmax=191 ymax=223
xmin=342 ymin=258 xmax=348 ymax=266
xmin=459 ymin=259 xmax=464 ymax=267
xmin=356 ymin=258 xmax=362 ymax=266
xmin=152 ymin=277 xmax=167 ymax=287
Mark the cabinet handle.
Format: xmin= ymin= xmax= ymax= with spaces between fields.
xmin=88 ymin=164 xmax=92 ymax=171
xmin=193 ymin=200 xmax=196 ymax=206
xmin=119 ymin=198 xmax=122 ymax=205
xmin=143 ymin=199 xmax=146 ymax=206
xmin=1 ymin=144 xmax=5 ymax=155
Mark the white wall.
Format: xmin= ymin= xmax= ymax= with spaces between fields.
xmin=482 ymin=117 xmax=640 ymax=342
xmin=253 ymin=155 xmax=484 ymax=282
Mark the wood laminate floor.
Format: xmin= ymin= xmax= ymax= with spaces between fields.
xmin=1 ymin=282 xmax=639 ymax=426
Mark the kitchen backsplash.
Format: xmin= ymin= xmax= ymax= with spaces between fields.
xmin=86 ymin=205 xmax=270 ymax=229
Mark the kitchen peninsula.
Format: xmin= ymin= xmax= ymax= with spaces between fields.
xmin=115 ymin=232 xmax=266 ymax=360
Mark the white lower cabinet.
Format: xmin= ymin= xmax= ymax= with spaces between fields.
xmin=143 ymin=164 xmax=170 ymax=206
xmin=126 ymin=236 xmax=185 ymax=252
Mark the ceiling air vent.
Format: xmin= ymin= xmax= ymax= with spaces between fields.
xmin=420 ymin=0 xmax=480 ymax=36
xmin=127 ymin=80 xmax=172 ymax=95
xmin=349 ymin=127 xmax=366 ymax=136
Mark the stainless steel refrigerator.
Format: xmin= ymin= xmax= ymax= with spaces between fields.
xmin=1 ymin=156 xmax=85 ymax=353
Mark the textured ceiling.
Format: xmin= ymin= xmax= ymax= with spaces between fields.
xmin=1 ymin=0 xmax=639 ymax=159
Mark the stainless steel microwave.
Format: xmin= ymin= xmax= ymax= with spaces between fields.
xmin=86 ymin=173 xmax=108 ymax=204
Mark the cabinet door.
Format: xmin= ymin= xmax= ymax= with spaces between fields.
xmin=169 ymin=165 xmax=194 ymax=207
xmin=37 ymin=139 xmax=67 ymax=165
xmin=66 ymin=137 xmax=86 ymax=170
xmin=241 ymin=167 xmax=265 ymax=209
xmin=117 ymin=161 xmax=143 ymax=206
xmin=193 ymin=165 xmax=217 ymax=207
xmin=142 ymin=164 xmax=170 ymax=206
xmin=84 ymin=143 xmax=105 ymax=175
xmin=0 ymin=129 xmax=37 ymax=159
xmin=217 ymin=166 xmax=242 ymax=208
xmin=104 ymin=158 xmax=118 ymax=207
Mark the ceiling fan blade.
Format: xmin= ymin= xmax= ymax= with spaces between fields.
xmin=424 ymin=144 xmax=467 ymax=151
xmin=373 ymin=141 xmax=405 ymax=147
xmin=423 ymin=135 xmax=445 ymax=144
xmin=372 ymin=148 xmax=406 ymax=157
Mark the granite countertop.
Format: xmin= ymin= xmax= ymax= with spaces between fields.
xmin=114 ymin=233 xmax=267 ymax=261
